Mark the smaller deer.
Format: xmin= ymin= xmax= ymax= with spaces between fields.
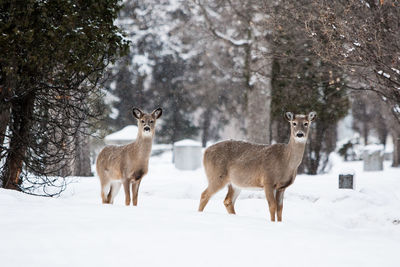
xmin=96 ymin=107 xmax=162 ymax=206
xmin=199 ymin=111 xmax=316 ymax=221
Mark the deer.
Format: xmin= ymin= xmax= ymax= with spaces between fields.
xmin=96 ymin=107 xmax=162 ymax=206
xmin=198 ymin=111 xmax=316 ymax=222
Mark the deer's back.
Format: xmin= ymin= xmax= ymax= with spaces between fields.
xmin=204 ymin=140 xmax=288 ymax=187
xmin=204 ymin=140 xmax=270 ymax=172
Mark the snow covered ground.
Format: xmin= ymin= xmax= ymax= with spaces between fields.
xmin=1 ymin=151 xmax=399 ymax=267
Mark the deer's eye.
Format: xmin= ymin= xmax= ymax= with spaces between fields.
xmin=150 ymin=120 xmax=154 ymax=124
xmin=141 ymin=120 xmax=145 ymax=123
xmin=304 ymin=122 xmax=308 ymax=127
xmin=293 ymin=122 xmax=297 ymax=126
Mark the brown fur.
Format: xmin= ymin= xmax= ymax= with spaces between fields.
xmin=96 ymin=108 xmax=162 ymax=206
xmin=198 ymin=112 xmax=316 ymax=221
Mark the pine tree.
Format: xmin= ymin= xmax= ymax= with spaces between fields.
xmin=0 ymin=0 xmax=128 ymax=193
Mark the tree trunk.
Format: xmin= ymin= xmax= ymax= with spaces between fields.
xmin=73 ymin=129 xmax=92 ymax=176
xmin=302 ymin=122 xmax=333 ymax=175
xmin=201 ymin=110 xmax=211 ymax=147
xmin=0 ymin=83 xmax=13 ymax=159
xmin=392 ymin=132 xmax=400 ymax=167
xmin=2 ymin=92 xmax=35 ymax=190
xmin=376 ymin=116 xmax=388 ymax=146
xmin=245 ymin=24 xmax=272 ymax=144
xmin=246 ymin=82 xmax=271 ymax=144
xmin=271 ymin=119 xmax=289 ymax=144
xmin=0 ymin=103 xmax=10 ymax=156
xmin=363 ymin=119 xmax=369 ymax=145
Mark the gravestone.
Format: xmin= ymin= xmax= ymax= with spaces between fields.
xmin=339 ymin=174 xmax=355 ymax=189
xmin=173 ymin=139 xmax=202 ymax=170
xmin=363 ymin=145 xmax=384 ymax=172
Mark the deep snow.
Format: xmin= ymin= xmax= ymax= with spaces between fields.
xmin=1 ymin=152 xmax=399 ymax=267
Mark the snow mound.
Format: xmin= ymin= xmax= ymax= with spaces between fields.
xmin=339 ymin=168 xmax=356 ymax=175
xmin=105 ymin=125 xmax=138 ymax=141
xmin=363 ymin=144 xmax=384 ymax=154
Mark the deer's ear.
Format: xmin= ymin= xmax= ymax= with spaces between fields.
xmin=285 ymin=112 xmax=294 ymax=122
xmin=132 ymin=108 xmax=144 ymax=119
xmin=151 ymin=108 xmax=162 ymax=119
xmin=308 ymin=111 xmax=317 ymax=122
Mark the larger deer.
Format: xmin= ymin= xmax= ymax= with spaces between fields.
xmin=96 ymin=107 xmax=162 ymax=206
xmin=198 ymin=111 xmax=316 ymax=221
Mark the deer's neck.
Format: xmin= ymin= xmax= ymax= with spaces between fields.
xmin=286 ymin=137 xmax=307 ymax=170
xmin=131 ymin=133 xmax=153 ymax=159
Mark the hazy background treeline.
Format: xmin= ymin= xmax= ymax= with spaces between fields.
xmin=103 ymin=0 xmax=400 ymax=173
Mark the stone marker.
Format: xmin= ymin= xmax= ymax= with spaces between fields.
xmin=339 ymin=174 xmax=355 ymax=189
xmin=173 ymin=139 xmax=202 ymax=170
xmin=363 ymin=145 xmax=384 ymax=172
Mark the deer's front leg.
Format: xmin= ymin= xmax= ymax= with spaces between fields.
xmin=264 ymin=185 xmax=276 ymax=222
xmin=131 ymin=180 xmax=142 ymax=206
xmin=122 ymin=180 xmax=131 ymax=206
xmin=275 ymin=189 xmax=285 ymax=222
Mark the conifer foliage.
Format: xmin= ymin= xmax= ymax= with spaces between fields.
xmin=0 ymin=0 xmax=128 ymax=194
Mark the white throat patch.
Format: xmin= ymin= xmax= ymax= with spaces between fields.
xmin=294 ymin=137 xmax=307 ymax=143
xmin=142 ymin=131 xmax=153 ymax=137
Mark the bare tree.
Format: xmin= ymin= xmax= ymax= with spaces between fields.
xmin=351 ymin=91 xmax=390 ymax=146
xmin=191 ymin=0 xmax=273 ymax=143
xmin=289 ymin=0 xmax=399 ymax=165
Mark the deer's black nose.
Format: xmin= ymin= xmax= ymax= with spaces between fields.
xmin=296 ymin=132 xmax=304 ymax=138
xmin=144 ymin=126 xmax=151 ymax=132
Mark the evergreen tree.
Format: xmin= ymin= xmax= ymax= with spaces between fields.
xmin=106 ymin=55 xmax=151 ymax=130
xmin=152 ymin=55 xmax=198 ymax=144
xmin=0 ymin=0 xmax=128 ymax=193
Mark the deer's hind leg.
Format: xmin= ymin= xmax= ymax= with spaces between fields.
xmin=199 ymin=174 xmax=229 ymax=212
xmin=107 ymin=182 xmax=121 ymax=204
xmin=101 ymin=182 xmax=111 ymax=204
xmin=224 ymin=184 xmax=241 ymax=214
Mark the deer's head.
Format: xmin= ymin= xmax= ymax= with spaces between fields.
xmin=285 ymin=111 xmax=316 ymax=143
xmin=132 ymin=107 xmax=163 ymax=138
